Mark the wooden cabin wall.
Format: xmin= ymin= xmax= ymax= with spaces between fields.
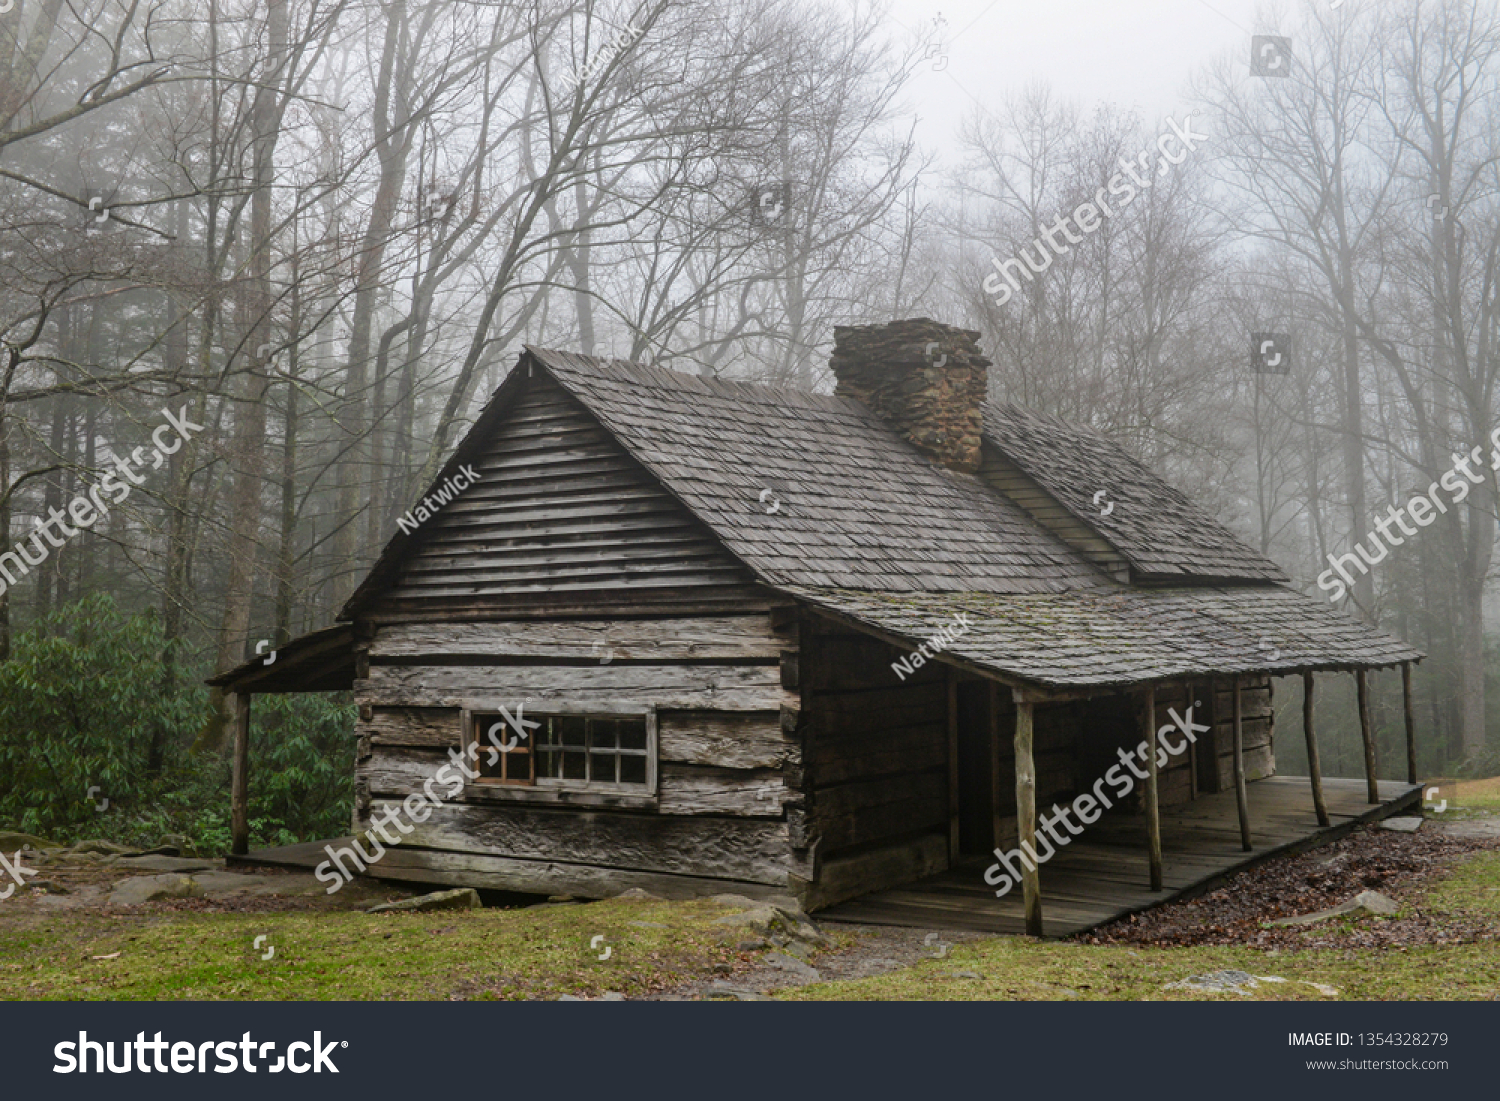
xmin=350 ymin=616 xmax=804 ymax=901
xmin=795 ymin=620 xmax=951 ymax=909
xmin=1204 ymin=676 xmax=1275 ymax=790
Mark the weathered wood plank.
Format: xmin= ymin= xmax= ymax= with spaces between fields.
xmin=360 ymin=800 xmax=790 ymax=885
xmin=372 ymin=617 xmax=783 ymax=662
xmin=657 ymin=764 xmax=786 ymax=816
xmin=796 ymin=834 xmax=948 ymax=911
xmin=365 ymin=707 xmax=462 ymax=747
xmin=658 ymin=711 xmax=792 ymax=769
xmin=364 ymin=846 xmax=791 ymax=898
xmin=359 ymin=662 xmax=793 ymax=711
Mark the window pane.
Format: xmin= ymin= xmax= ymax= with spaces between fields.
xmin=562 ymin=748 xmax=588 ymax=781
xmin=590 ymin=719 xmax=619 ymax=750
xmin=619 ymin=721 xmax=647 ymax=751
xmin=558 ymin=716 xmax=587 ymax=748
xmin=619 ymin=754 xmax=646 ymax=785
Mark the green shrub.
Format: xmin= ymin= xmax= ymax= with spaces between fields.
xmin=0 ymin=594 xmax=353 ymax=853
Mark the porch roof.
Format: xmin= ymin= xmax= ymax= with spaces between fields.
xmin=778 ymin=583 xmax=1423 ymax=690
xmin=206 ymin=625 xmax=355 ymax=694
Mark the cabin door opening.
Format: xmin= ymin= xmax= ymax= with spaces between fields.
xmin=955 ymin=679 xmax=999 ymax=856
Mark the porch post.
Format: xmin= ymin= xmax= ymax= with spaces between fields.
xmin=1013 ymin=692 xmax=1042 ymax=937
xmin=947 ymin=671 xmax=960 ymax=863
xmin=1402 ymin=663 xmax=1417 ymax=785
xmin=230 ymin=690 xmax=252 ymax=856
xmin=1232 ymin=677 xmax=1251 ymax=851
xmin=1144 ymin=685 xmax=1162 ymax=891
xmin=1302 ymin=671 xmax=1330 ymax=827
xmin=1357 ymin=668 xmax=1379 ymax=803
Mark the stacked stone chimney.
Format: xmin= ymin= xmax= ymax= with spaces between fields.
xmin=829 ymin=318 xmax=990 ymax=473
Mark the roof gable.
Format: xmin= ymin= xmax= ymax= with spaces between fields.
xmin=343 ymin=368 xmax=757 ymax=619
xmin=982 ymin=403 xmax=1288 ymax=583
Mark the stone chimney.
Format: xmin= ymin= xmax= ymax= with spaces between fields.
xmin=829 ymin=318 xmax=990 ymax=473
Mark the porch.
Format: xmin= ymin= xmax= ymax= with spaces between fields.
xmin=820 ymin=775 xmax=1422 ymax=937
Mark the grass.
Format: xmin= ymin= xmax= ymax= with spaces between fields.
xmin=2 ymin=793 xmax=1495 ymax=1002
xmin=0 ymin=898 xmax=749 ymax=1001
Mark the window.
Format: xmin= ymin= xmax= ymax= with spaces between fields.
xmin=464 ymin=709 xmax=656 ymax=798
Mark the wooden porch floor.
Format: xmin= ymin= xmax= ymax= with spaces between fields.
xmin=819 ymin=776 xmax=1422 ymax=938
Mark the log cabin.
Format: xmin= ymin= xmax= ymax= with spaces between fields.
xmin=213 ymin=318 xmax=1423 ymax=935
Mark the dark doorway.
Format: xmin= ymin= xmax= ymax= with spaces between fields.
xmin=956 ymin=680 xmax=997 ymax=855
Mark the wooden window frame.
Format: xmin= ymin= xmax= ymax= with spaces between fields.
xmin=459 ymin=706 xmax=658 ymax=810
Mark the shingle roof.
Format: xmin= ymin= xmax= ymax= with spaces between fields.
xmin=530 ymin=347 xmax=1109 ymax=594
xmin=329 ymin=345 xmax=1419 ymax=691
xmin=778 ymin=584 xmax=1421 ymax=688
xmin=984 ymin=403 xmax=1288 ymax=582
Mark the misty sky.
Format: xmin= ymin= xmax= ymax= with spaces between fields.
xmin=883 ymin=0 xmax=1274 ymax=154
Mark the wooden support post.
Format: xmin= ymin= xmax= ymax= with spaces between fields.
xmin=1144 ymin=685 xmax=1162 ymax=891
xmin=230 ymin=691 xmax=251 ymax=857
xmin=990 ymin=682 xmax=1005 ymax=853
xmin=1232 ymin=677 xmax=1251 ymax=852
xmin=1402 ymin=662 xmax=1417 ymax=785
xmin=1357 ymin=668 xmax=1379 ymax=803
xmin=1013 ymin=695 xmax=1042 ymax=937
xmin=1302 ymin=671 xmax=1329 ymax=828
xmin=947 ymin=672 xmax=960 ymax=864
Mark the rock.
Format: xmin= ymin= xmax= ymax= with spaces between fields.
xmin=116 ymin=855 xmax=219 ymax=874
xmin=762 ymin=952 xmax=821 ymax=982
xmin=0 ymin=831 xmax=60 ymax=851
xmin=27 ymin=880 xmax=65 ymax=894
xmin=158 ymin=833 xmax=192 ymax=855
xmin=1378 ymin=817 xmax=1423 ymax=833
xmin=366 ymin=888 xmax=481 ymax=914
xmin=598 ymin=992 xmax=626 ymax=1001
xmin=70 ymin=840 xmax=135 ymax=856
xmin=557 ymin=995 xmax=584 ymax=1002
xmin=107 ymin=874 xmax=204 ymax=906
xmin=1272 ymin=890 xmax=1400 ymax=926
xmin=1165 ymin=969 xmax=1261 ymax=994
xmin=615 ymin=888 xmax=660 ymax=900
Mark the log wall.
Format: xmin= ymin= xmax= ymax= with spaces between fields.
xmin=351 ymin=613 xmax=805 ymax=899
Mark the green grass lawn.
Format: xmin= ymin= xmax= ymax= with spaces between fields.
xmin=2 ymin=810 xmax=1495 ymax=1002
xmin=0 ymin=898 xmax=749 ymax=1001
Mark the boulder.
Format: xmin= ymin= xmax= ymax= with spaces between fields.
xmin=0 ymin=831 xmax=60 ymax=851
xmin=615 ymin=888 xmax=661 ymax=900
xmin=115 ymin=855 xmax=219 ymax=874
xmin=762 ymin=952 xmax=821 ymax=982
xmin=1377 ymin=817 xmax=1423 ymax=833
xmin=70 ymin=839 xmax=136 ymax=856
xmin=366 ymin=888 xmax=481 ymax=914
xmin=107 ymin=874 xmax=204 ymax=907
